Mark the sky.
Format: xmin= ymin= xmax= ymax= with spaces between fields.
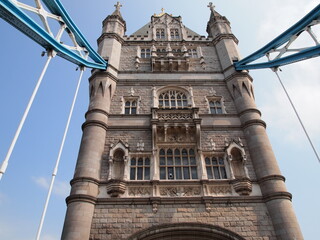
xmin=0 ymin=0 xmax=319 ymax=239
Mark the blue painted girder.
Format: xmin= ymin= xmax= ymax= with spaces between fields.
xmin=0 ymin=0 xmax=107 ymax=69
xmin=234 ymin=4 xmax=320 ymax=70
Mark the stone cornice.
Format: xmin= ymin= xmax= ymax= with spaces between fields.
xmin=263 ymin=191 xmax=292 ymax=202
xmin=66 ymin=194 xmax=97 ymax=205
xmin=224 ymin=71 xmax=253 ymax=83
xmin=70 ymin=177 xmax=100 ymax=186
xmin=85 ymin=109 xmax=109 ymax=119
xmin=258 ymin=174 xmax=286 ymax=184
xmin=241 ymin=119 xmax=267 ymax=129
xmin=89 ymin=70 xmax=118 ymax=83
xmin=97 ymin=32 xmax=124 ymax=45
xmin=212 ymin=33 xmax=239 ymax=45
xmin=238 ymin=108 xmax=262 ymax=118
xmin=82 ymin=120 xmax=108 ymax=131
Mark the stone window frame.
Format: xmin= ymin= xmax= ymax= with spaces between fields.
xmin=156 ymin=28 xmax=165 ymax=39
xmin=141 ymin=48 xmax=151 ymax=58
xmin=204 ymin=155 xmax=228 ymax=180
xmin=188 ymin=48 xmax=198 ymax=58
xmin=206 ymin=95 xmax=226 ymax=114
xmin=129 ymin=156 xmax=151 ymax=180
xmin=170 ymin=28 xmax=180 ymax=40
xmin=153 ymin=86 xmax=194 ymax=109
xmin=159 ymin=147 xmax=198 ymax=180
xmin=158 ymin=90 xmax=188 ymax=109
xmin=122 ymin=96 xmax=140 ymax=114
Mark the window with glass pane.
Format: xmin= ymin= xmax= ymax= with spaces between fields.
xmin=159 ymin=148 xmax=198 ymax=180
xmin=209 ymin=100 xmax=223 ymax=114
xmin=170 ymin=29 xmax=179 ymax=39
xmin=124 ymin=100 xmax=137 ymax=114
xmin=130 ymin=157 xmax=150 ymax=180
xmin=156 ymin=28 xmax=165 ymax=39
xmin=159 ymin=90 xmax=188 ymax=108
xmin=188 ymin=49 xmax=197 ymax=58
xmin=141 ymin=48 xmax=150 ymax=58
xmin=205 ymin=156 xmax=227 ymax=179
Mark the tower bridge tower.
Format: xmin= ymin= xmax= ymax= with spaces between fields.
xmin=61 ymin=3 xmax=303 ymax=240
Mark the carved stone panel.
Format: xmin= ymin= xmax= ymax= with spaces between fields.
xmin=159 ymin=186 xmax=201 ymax=197
xmin=128 ymin=187 xmax=152 ymax=196
xmin=208 ymin=185 xmax=232 ymax=195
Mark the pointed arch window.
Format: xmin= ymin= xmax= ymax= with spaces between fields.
xmin=209 ymin=100 xmax=223 ymax=114
xmin=188 ymin=49 xmax=198 ymax=58
xmin=159 ymin=90 xmax=188 ymax=108
xmin=170 ymin=28 xmax=180 ymax=39
xmin=156 ymin=28 xmax=165 ymax=39
xmin=159 ymin=148 xmax=198 ymax=180
xmin=125 ymin=100 xmax=137 ymax=114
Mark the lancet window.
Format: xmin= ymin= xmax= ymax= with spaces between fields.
xmin=159 ymin=90 xmax=188 ymax=108
xmin=209 ymin=100 xmax=223 ymax=114
xmin=124 ymin=100 xmax=137 ymax=114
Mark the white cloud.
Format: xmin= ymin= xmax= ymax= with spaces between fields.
xmin=32 ymin=176 xmax=70 ymax=197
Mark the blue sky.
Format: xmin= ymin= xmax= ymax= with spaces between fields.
xmin=0 ymin=0 xmax=319 ymax=239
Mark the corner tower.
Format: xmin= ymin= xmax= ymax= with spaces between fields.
xmin=62 ymin=3 xmax=303 ymax=240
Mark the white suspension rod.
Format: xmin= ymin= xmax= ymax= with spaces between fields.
xmin=0 ymin=52 xmax=54 ymax=181
xmin=273 ymin=69 xmax=320 ymax=163
xmin=35 ymin=67 xmax=85 ymax=240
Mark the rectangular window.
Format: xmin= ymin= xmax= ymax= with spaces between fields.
xmin=130 ymin=157 xmax=150 ymax=180
xmin=209 ymin=100 xmax=223 ymax=114
xmin=141 ymin=48 xmax=150 ymax=58
xmin=170 ymin=29 xmax=180 ymax=39
xmin=159 ymin=148 xmax=198 ymax=180
xmin=156 ymin=28 xmax=165 ymax=39
xmin=188 ymin=49 xmax=197 ymax=58
xmin=205 ymin=156 xmax=227 ymax=179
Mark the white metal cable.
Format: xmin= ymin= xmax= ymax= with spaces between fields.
xmin=0 ymin=52 xmax=54 ymax=181
xmin=35 ymin=67 xmax=85 ymax=240
xmin=273 ymin=68 xmax=320 ymax=163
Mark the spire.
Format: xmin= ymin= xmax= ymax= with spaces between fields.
xmin=111 ymin=2 xmax=123 ymax=18
xmin=206 ymin=2 xmax=231 ymax=37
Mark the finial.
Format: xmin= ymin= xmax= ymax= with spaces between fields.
xmin=114 ymin=2 xmax=122 ymax=11
xmin=207 ymin=2 xmax=215 ymax=13
xmin=161 ymin=8 xmax=165 ymax=14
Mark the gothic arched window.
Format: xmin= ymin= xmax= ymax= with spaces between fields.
xmin=141 ymin=48 xmax=150 ymax=58
xmin=159 ymin=148 xmax=198 ymax=180
xmin=156 ymin=28 xmax=165 ymax=39
xmin=159 ymin=90 xmax=188 ymax=108
xmin=209 ymin=100 xmax=223 ymax=114
xmin=170 ymin=29 xmax=180 ymax=39
xmin=130 ymin=157 xmax=150 ymax=180
xmin=125 ymin=100 xmax=137 ymax=114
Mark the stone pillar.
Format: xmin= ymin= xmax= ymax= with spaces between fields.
xmin=61 ymin=75 xmax=116 ymax=240
xmin=226 ymin=73 xmax=303 ymax=240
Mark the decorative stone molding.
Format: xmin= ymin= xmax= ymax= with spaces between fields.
xmin=231 ymin=178 xmax=252 ymax=196
xmin=106 ymin=180 xmax=126 ymax=197
xmin=128 ymin=187 xmax=152 ymax=196
xmin=159 ymin=186 xmax=201 ymax=197
xmin=158 ymin=112 xmax=193 ymax=121
xmin=208 ymin=185 xmax=232 ymax=195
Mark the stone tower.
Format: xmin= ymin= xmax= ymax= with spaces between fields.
xmin=61 ymin=3 xmax=303 ymax=240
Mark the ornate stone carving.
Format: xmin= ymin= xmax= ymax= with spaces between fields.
xmin=158 ymin=112 xmax=192 ymax=121
xmin=159 ymin=186 xmax=201 ymax=197
xmin=137 ymin=139 xmax=144 ymax=151
xmin=232 ymin=178 xmax=252 ymax=196
xmin=128 ymin=187 xmax=152 ymax=196
xmin=208 ymin=185 xmax=232 ymax=195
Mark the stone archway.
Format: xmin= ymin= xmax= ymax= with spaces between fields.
xmin=128 ymin=223 xmax=246 ymax=240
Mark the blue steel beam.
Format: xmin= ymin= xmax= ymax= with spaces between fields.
xmin=0 ymin=0 xmax=107 ymax=70
xmin=234 ymin=4 xmax=320 ymax=70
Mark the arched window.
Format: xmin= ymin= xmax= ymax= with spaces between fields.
xmin=209 ymin=100 xmax=223 ymax=114
xmin=170 ymin=28 xmax=180 ymax=39
xmin=159 ymin=90 xmax=188 ymax=108
xmin=156 ymin=28 xmax=165 ymax=39
xmin=159 ymin=148 xmax=198 ymax=180
xmin=125 ymin=100 xmax=137 ymax=114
